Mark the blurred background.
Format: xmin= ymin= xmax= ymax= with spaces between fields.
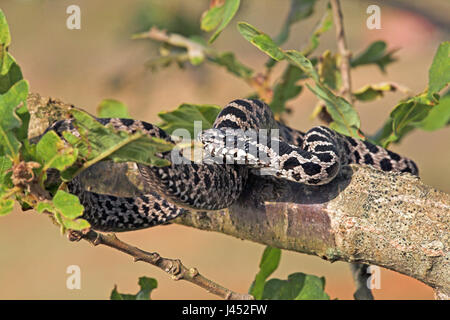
xmin=0 ymin=0 xmax=448 ymax=299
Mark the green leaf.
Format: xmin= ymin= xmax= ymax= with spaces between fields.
xmin=53 ymin=190 xmax=84 ymax=219
xmin=109 ymin=135 xmax=172 ymax=168
xmin=36 ymin=201 xmax=56 ymax=214
xmin=0 ymin=54 xmax=23 ymax=94
xmin=0 ymin=79 xmax=29 ymax=158
xmin=249 ymin=246 xmax=281 ymax=300
xmin=0 ymin=10 xmax=12 ymax=75
xmin=428 ymin=41 xmax=450 ymax=96
xmin=0 ymin=199 xmax=14 ymax=215
xmin=391 ymin=100 xmax=432 ymax=136
xmin=295 ymin=274 xmax=330 ymax=300
xmin=376 ymin=96 xmax=433 ymax=147
xmin=284 ymin=50 xmax=318 ymax=81
xmin=318 ymin=50 xmax=341 ymax=90
xmin=0 ymin=155 xmax=14 ymax=213
xmin=158 ymin=103 xmax=221 ymax=136
xmin=262 ymin=272 xmax=329 ymax=300
xmin=353 ymin=82 xmax=407 ymax=102
xmin=201 ymin=5 xmax=225 ymax=32
xmin=307 ymin=83 xmax=360 ymax=137
xmin=111 ymin=276 xmax=158 ymax=300
xmin=36 ymin=130 xmax=78 ymax=172
xmin=13 ymin=104 xmax=30 ymax=143
xmin=37 ymin=198 xmax=90 ymax=231
xmin=0 ymin=155 xmax=12 ymax=191
xmin=275 ymin=0 xmax=317 ymax=46
xmin=97 ymin=99 xmax=131 ymax=119
xmin=237 ymin=22 xmax=285 ymax=61
xmin=208 ymin=0 xmax=240 ymax=44
xmin=136 ymin=277 xmax=158 ymax=300
xmin=0 ymin=124 xmax=20 ymax=158
xmin=65 ymin=109 xmax=173 ymax=168
xmin=270 ymin=65 xmax=305 ymax=114
xmin=351 ymin=41 xmax=397 ymax=73
xmin=110 ymin=286 xmax=123 ymax=300
xmin=0 ymin=79 xmax=28 ymax=131
xmin=301 ymin=3 xmax=333 ymax=56
xmin=371 ymin=118 xmax=409 ymax=147
xmin=420 ymin=91 xmax=450 ymax=131
xmin=60 ymin=217 xmax=90 ymax=231
xmin=0 ymin=11 xmax=29 ymax=153
xmin=209 ymin=51 xmax=253 ymax=79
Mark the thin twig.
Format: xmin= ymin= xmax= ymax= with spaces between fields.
xmin=70 ymin=230 xmax=254 ymax=300
xmin=135 ymin=27 xmax=272 ymax=101
xmin=330 ymin=0 xmax=353 ymax=103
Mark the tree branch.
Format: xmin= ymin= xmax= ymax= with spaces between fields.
xmin=174 ymin=166 xmax=449 ymax=297
xmin=27 ymin=93 xmax=450 ymax=299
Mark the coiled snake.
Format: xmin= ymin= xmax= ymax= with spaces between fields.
xmin=46 ymin=99 xmax=418 ymax=232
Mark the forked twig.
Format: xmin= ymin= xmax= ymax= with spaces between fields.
xmin=69 ymin=229 xmax=254 ymax=300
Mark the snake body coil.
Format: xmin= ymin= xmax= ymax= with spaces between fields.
xmin=47 ymin=99 xmax=418 ymax=232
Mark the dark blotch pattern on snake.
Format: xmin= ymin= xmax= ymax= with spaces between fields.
xmin=45 ymin=99 xmax=418 ymax=232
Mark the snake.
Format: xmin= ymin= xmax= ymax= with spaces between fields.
xmin=45 ymin=99 xmax=419 ymax=232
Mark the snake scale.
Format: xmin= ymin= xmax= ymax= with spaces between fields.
xmin=46 ymin=99 xmax=419 ymax=232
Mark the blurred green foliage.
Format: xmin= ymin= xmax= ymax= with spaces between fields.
xmin=350 ymin=41 xmax=397 ymax=73
xmin=111 ymin=277 xmax=158 ymax=300
xmin=132 ymin=0 xmax=201 ymax=37
xmin=97 ymin=99 xmax=131 ymax=119
xmin=249 ymin=246 xmax=281 ymax=300
xmin=261 ymin=272 xmax=330 ymax=300
xmin=202 ymin=0 xmax=240 ymax=43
